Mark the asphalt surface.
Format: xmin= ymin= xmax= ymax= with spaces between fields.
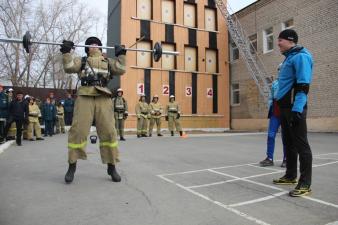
xmin=0 ymin=132 xmax=337 ymax=225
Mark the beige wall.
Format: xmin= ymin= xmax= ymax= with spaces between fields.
xmin=119 ymin=0 xmax=230 ymax=130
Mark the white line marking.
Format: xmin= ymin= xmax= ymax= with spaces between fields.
xmin=208 ymin=168 xmax=338 ymax=209
xmin=187 ymin=170 xmax=283 ymax=189
xmin=208 ymin=169 xmax=285 ymax=192
xmin=312 ymin=161 xmax=338 ymax=168
xmin=157 ymin=175 xmax=272 ymax=225
xmin=247 ymin=164 xmax=284 ymax=172
xmin=314 ymin=156 xmax=338 ymax=160
xmin=0 ymin=141 xmax=14 ymax=155
xmin=229 ymin=191 xmax=288 ymax=207
xmin=157 ymin=152 xmax=338 ymax=177
xmin=303 ymin=196 xmax=338 ymax=209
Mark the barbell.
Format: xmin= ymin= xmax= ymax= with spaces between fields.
xmin=0 ymin=31 xmax=178 ymax=62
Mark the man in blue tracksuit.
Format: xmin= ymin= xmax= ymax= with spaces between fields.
xmin=259 ymin=77 xmax=286 ymax=167
xmin=272 ymin=29 xmax=313 ymax=197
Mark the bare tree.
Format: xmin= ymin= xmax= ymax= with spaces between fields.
xmin=0 ymin=0 xmax=104 ymax=88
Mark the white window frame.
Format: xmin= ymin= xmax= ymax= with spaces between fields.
xmin=282 ymin=18 xmax=294 ymax=30
xmin=249 ymin=33 xmax=257 ymax=54
xmin=263 ymin=27 xmax=274 ymax=54
xmin=231 ymin=83 xmax=240 ymax=106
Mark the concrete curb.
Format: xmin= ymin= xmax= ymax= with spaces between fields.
xmin=0 ymin=140 xmax=15 ymax=155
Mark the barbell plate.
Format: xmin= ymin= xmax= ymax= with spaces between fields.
xmin=23 ymin=31 xmax=32 ymax=53
xmin=153 ymin=42 xmax=162 ymax=62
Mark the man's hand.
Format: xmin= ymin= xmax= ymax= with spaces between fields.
xmin=115 ymin=45 xmax=126 ymax=57
xmin=60 ymin=40 xmax=75 ymax=54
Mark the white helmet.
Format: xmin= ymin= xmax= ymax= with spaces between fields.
xmin=169 ymin=95 xmax=175 ymax=99
xmin=117 ymin=88 xmax=123 ymax=93
xmin=153 ymin=94 xmax=159 ymax=98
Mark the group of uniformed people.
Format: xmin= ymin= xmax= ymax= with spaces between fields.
xmin=135 ymin=95 xmax=184 ymax=137
xmin=0 ymin=87 xmax=73 ymax=146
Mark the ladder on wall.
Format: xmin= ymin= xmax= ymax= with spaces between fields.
xmin=214 ymin=0 xmax=271 ymax=103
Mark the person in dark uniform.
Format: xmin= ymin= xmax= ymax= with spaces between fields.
xmin=3 ymin=91 xmax=29 ymax=146
xmin=272 ymin=29 xmax=313 ymax=197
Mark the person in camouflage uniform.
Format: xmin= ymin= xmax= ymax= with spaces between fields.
xmin=27 ymin=97 xmax=44 ymax=141
xmin=166 ymin=95 xmax=185 ymax=137
xmin=60 ymin=37 xmax=126 ymax=183
xmin=135 ymin=94 xmax=149 ymax=138
xmin=113 ymin=88 xmax=128 ymax=141
xmin=148 ymin=95 xmax=163 ymax=137
xmin=55 ymin=101 xmax=65 ymax=134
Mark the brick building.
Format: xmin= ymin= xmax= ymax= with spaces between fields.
xmin=107 ymin=0 xmax=230 ymax=131
xmin=229 ymin=0 xmax=338 ymax=131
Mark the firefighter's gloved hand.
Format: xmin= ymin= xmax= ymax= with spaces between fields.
xmin=165 ymin=116 xmax=168 ymax=121
xmin=115 ymin=45 xmax=126 ymax=57
xmin=176 ymin=113 xmax=180 ymax=119
xmin=60 ymin=40 xmax=75 ymax=54
xmin=290 ymin=111 xmax=302 ymax=127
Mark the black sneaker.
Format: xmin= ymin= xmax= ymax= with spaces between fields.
xmin=259 ymin=157 xmax=274 ymax=167
xmin=281 ymin=160 xmax=286 ymax=168
xmin=273 ymin=175 xmax=297 ymax=185
xmin=289 ymin=183 xmax=311 ymax=197
xmin=157 ymin=133 xmax=163 ymax=137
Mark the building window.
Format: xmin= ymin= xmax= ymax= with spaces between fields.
xmin=137 ymin=0 xmax=152 ymax=20
xmin=231 ymin=83 xmax=240 ymax=106
xmin=185 ymin=46 xmax=198 ymax=71
xmin=184 ymin=3 xmax=197 ymax=28
xmin=204 ymin=7 xmax=217 ymax=31
xmin=249 ymin=34 xmax=257 ymax=54
xmin=206 ymin=49 xmax=218 ymax=73
xmin=282 ymin=18 xmax=294 ymax=30
xmin=230 ymin=42 xmax=239 ymax=61
xmin=263 ymin=27 xmax=274 ymax=53
xmin=162 ymin=43 xmax=176 ymax=70
xmin=162 ymin=0 xmax=175 ymax=24
xmin=137 ymin=41 xmax=152 ymax=67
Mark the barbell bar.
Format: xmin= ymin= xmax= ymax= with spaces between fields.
xmin=0 ymin=31 xmax=179 ymax=62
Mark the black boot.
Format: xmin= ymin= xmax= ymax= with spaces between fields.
xmin=107 ymin=163 xmax=121 ymax=182
xmin=179 ymin=131 xmax=183 ymax=136
xmin=120 ymin=136 xmax=126 ymax=141
xmin=65 ymin=162 xmax=76 ymax=184
xmin=171 ymin=131 xmax=174 ymax=136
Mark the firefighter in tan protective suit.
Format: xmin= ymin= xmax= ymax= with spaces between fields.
xmin=60 ymin=37 xmax=126 ymax=183
xmin=113 ymin=88 xmax=128 ymax=141
xmin=27 ymin=97 xmax=44 ymax=141
xmin=55 ymin=101 xmax=65 ymax=134
xmin=135 ymin=94 xmax=149 ymax=138
xmin=166 ymin=95 xmax=186 ymax=137
xmin=148 ymin=95 xmax=163 ymax=137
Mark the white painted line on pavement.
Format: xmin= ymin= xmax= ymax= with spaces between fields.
xmin=157 ymin=174 xmax=272 ymax=225
xmin=312 ymin=161 xmax=338 ymax=168
xmin=229 ymin=191 xmax=288 ymax=207
xmin=0 ymin=141 xmax=14 ymax=155
xmin=187 ymin=170 xmax=282 ymax=189
xmin=247 ymin=164 xmax=284 ymax=172
xmin=208 ymin=168 xmax=338 ymax=209
xmin=157 ymin=152 xmax=338 ymax=177
xmin=303 ymin=196 xmax=338 ymax=209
